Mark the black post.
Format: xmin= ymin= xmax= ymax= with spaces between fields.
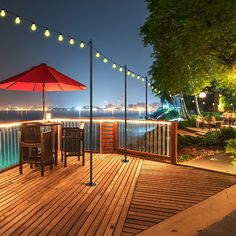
xmin=42 ymin=83 xmax=45 ymax=120
xmin=86 ymin=40 xmax=96 ymax=186
xmin=145 ymin=77 xmax=148 ymax=120
xmin=145 ymin=77 xmax=148 ymax=152
xmin=122 ymin=65 xmax=128 ymax=163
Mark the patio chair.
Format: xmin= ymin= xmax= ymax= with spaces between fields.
xmin=61 ymin=126 xmax=85 ymax=167
xmin=19 ymin=124 xmax=54 ymax=176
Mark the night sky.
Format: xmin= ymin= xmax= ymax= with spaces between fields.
xmin=0 ymin=0 xmax=158 ymax=108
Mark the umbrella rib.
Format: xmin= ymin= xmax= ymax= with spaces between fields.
xmin=33 ymin=83 xmax=37 ymax=92
xmin=5 ymin=81 xmax=19 ymax=89
xmin=57 ymin=82 xmax=64 ymax=91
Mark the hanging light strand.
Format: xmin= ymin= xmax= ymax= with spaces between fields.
xmin=0 ymin=7 xmax=150 ymax=85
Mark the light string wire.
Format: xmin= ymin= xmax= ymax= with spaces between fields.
xmin=0 ymin=8 xmax=155 ymax=88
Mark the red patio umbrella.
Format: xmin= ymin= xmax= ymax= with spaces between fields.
xmin=0 ymin=63 xmax=87 ymax=118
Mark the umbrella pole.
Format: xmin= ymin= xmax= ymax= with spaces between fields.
xmin=122 ymin=65 xmax=128 ymax=163
xmin=43 ymin=83 xmax=45 ymax=120
xmin=86 ymin=40 xmax=96 ymax=187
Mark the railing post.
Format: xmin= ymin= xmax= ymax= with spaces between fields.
xmin=99 ymin=121 xmax=103 ymax=154
xmin=171 ymin=122 xmax=178 ymax=164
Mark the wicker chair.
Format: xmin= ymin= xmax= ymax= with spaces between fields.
xmin=61 ymin=127 xmax=85 ymax=167
xmin=19 ymin=124 xmax=54 ymax=176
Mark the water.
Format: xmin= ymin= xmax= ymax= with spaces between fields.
xmin=0 ymin=110 xmax=145 ymax=122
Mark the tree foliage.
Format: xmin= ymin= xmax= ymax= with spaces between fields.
xmin=141 ymin=0 xmax=236 ymax=101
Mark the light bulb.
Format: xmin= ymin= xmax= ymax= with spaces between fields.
xmin=96 ymin=52 xmax=100 ymax=58
xmin=137 ymin=75 xmax=140 ymax=80
xmin=103 ymin=58 xmax=108 ymax=63
xmin=44 ymin=29 xmax=50 ymax=37
xmin=0 ymin=9 xmax=6 ymax=17
xmin=31 ymin=23 xmax=37 ymax=31
xmin=127 ymin=71 xmax=131 ymax=76
xmin=15 ymin=16 xmax=21 ymax=24
xmin=148 ymin=82 xmax=151 ymax=86
xmin=58 ymin=34 xmax=64 ymax=42
xmin=112 ymin=63 xmax=117 ymax=69
xmin=142 ymin=78 xmax=145 ymax=81
xmin=132 ymin=73 xmax=135 ymax=78
xmin=119 ymin=67 xmax=123 ymax=72
xmin=80 ymin=42 xmax=85 ymax=48
xmin=69 ymin=38 xmax=75 ymax=45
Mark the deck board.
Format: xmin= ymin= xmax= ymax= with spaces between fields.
xmin=0 ymin=154 xmax=236 ymax=236
xmin=122 ymin=161 xmax=236 ymax=235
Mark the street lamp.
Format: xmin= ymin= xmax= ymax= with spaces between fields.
xmin=199 ymin=92 xmax=206 ymax=98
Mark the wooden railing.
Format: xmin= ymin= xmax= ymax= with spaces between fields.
xmin=0 ymin=118 xmax=178 ymax=171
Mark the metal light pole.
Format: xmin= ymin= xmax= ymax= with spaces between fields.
xmin=145 ymin=77 xmax=148 ymax=152
xmin=86 ymin=40 xmax=96 ymax=186
xmin=122 ymin=65 xmax=128 ymax=163
xmin=145 ymin=76 xmax=148 ymax=120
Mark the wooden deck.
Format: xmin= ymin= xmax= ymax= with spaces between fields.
xmin=0 ymin=154 xmax=236 ymax=236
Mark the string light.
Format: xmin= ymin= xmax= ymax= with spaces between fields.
xmin=30 ymin=23 xmax=37 ymax=31
xmin=44 ymin=28 xmax=50 ymax=37
xmin=58 ymin=34 xmax=64 ymax=42
xmin=69 ymin=38 xmax=75 ymax=45
xmin=103 ymin=58 xmax=108 ymax=63
xmin=148 ymin=82 xmax=151 ymax=86
xmin=14 ymin=16 xmax=21 ymax=24
xmin=0 ymin=9 xmax=6 ymax=17
xmin=80 ymin=42 xmax=85 ymax=48
xmin=0 ymin=8 xmax=148 ymax=85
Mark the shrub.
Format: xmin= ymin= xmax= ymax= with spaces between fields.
xmin=178 ymin=116 xmax=196 ymax=129
xmin=178 ymin=127 xmax=236 ymax=150
xmin=225 ymin=139 xmax=236 ymax=157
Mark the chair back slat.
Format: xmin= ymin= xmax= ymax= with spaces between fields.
xmin=21 ymin=124 xmax=41 ymax=143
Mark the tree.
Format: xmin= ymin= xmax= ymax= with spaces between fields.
xmin=141 ymin=0 xmax=236 ymax=116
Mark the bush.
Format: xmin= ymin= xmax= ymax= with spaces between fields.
xmin=225 ymin=139 xmax=236 ymax=157
xmin=178 ymin=127 xmax=236 ymax=150
xmin=178 ymin=116 xmax=196 ymax=129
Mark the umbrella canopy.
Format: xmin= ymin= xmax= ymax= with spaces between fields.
xmin=0 ymin=63 xmax=87 ymax=118
xmin=0 ymin=63 xmax=86 ymax=91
